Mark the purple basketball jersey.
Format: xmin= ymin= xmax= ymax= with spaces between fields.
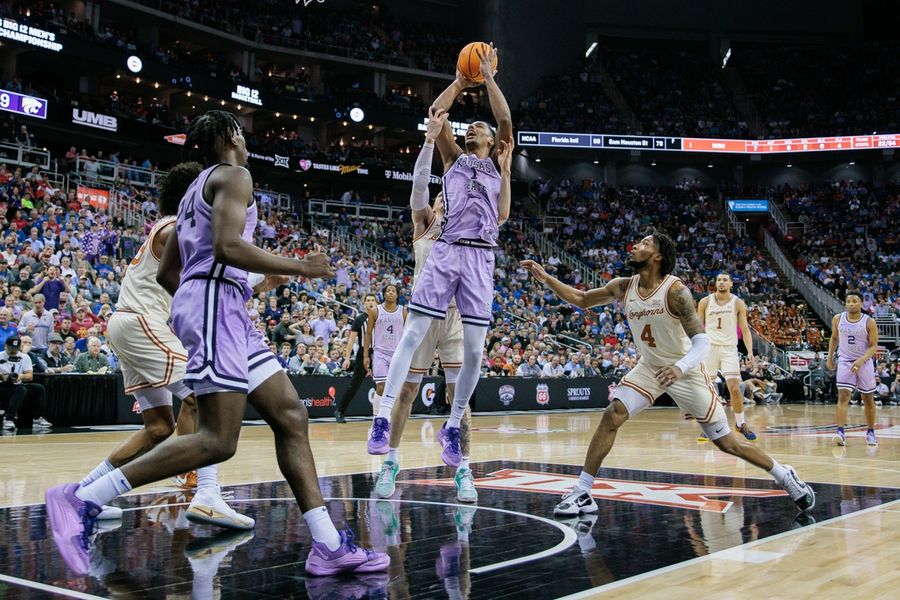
xmin=837 ymin=312 xmax=870 ymax=362
xmin=440 ymin=153 xmax=501 ymax=246
xmin=177 ymin=164 xmax=257 ymax=299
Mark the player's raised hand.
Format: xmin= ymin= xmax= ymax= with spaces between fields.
xmin=426 ymin=107 xmax=449 ymax=142
xmin=477 ymin=43 xmax=498 ymax=81
xmin=520 ymin=260 xmax=550 ymax=283
xmin=455 ymin=67 xmax=478 ymax=89
xmin=254 ymin=274 xmax=290 ymax=293
xmin=300 ymin=253 xmax=335 ymax=279
xmin=655 ymin=365 xmax=683 ymax=387
xmin=497 ymin=138 xmax=514 ymax=174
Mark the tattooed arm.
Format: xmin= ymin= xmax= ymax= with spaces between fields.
xmin=656 ymin=281 xmax=710 ymax=387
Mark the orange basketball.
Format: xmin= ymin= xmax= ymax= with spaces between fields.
xmin=457 ymin=42 xmax=498 ymax=83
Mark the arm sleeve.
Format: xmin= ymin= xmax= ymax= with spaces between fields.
xmin=675 ymin=333 xmax=711 ymax=374
xmin=409 ymin=142 xmax=435 ymax=211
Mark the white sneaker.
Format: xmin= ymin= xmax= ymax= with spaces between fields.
xmin=186 ymin=489 xmax=255 ymax=530
xmin=779 ymin=466 xmax=815 ymax=512
xmin=554 ymin=488 xmax=598 ymax=516
xmin=97 ymin=505 xmax=123 ymax=520
xmin=32 ymin=417 xmax=53 ymax=428
xmin=2 ymin=419 xmax=16 ymax=431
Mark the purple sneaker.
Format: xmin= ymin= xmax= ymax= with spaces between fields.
xmin=438 ymin=423 xmax=462 ymax=467
xmin=305 ymin=529 xmax=390 ymax=576
xmin=367 ymin=418 xmax=390 ymax=455
xmin=45 ymin=483 xmax=101 ymax=576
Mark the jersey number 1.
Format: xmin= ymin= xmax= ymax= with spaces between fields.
xmin=641 ymin=324 xmax=657 ymax=348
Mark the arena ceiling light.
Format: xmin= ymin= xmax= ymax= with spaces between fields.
xmin=350 ymin=107 xmax=365 ymax=123
xmin=126 ymin=55 xmax=143 ymax=74
xmin=585 ymin=42 xmax=597 ymax=58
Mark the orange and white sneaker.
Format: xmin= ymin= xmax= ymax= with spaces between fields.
xmin=173 ymin=471 xmax=198 ymax=490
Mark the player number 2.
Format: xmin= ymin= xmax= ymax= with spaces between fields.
xmin=640 ymin=324 xmax=657 ymax=348
xmin=847 ymin=335 xmax=855 ymax=345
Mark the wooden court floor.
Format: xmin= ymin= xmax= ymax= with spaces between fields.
xmin=2 ymin=403 xmax=899 ymax=598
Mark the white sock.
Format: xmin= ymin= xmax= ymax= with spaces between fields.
xmin=769 ymin=461 xmax=788 ymax=485
xmin=575 ymin=470 xmax=595 ymax=493
xmin=80 ymin=459 xmax=114 ymax=487
xmin=448 ymin=323 xmax=488 ymax=429
xmin=458 ymin=457 xmax=470 ymax=471
xmin=386 ymin=448 xmax=399 ymax=464
xmin=735 ymin=411 xmax=745 ymax=427
xmin=373 ymin=394 xmax=385 ymax=418
xmin=303 ymin=506 xmax=341 ymax=551
xmin=196 ymin=465 xmax=219 ymax=494
xmin=76 ymin=468 xmax=132 ymax=507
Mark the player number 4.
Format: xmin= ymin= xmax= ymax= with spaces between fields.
xmin=640 ymin=324 xmax=657 ymax=348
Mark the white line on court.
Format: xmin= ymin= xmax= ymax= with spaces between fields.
xmin=0 ymin=574 xmax=106 ymax=599
xmin=556 ymin=497 xmax=900 ymax=599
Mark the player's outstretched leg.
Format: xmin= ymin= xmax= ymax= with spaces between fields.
xmin=439 ymin=325 xmax=487 ymax=467
xmin=708 ymin=424 xmax=815 ymax=511
xmin=374 ymin=381 xmax=419 ymax=498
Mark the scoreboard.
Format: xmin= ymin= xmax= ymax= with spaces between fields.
xmin=516 ymin=131 xmax=900 ymax=154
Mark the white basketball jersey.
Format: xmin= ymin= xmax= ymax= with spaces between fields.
xmin=373 ymin=304 xmax=404 ymax=355
xmin=624 ymin=274 xmax=691 ymax=369
xmin=412 ymin=214 xmax=456 ymax=307
xmin=704 ymin=294 xmax=738 ymax=346
xmin=116 ymin=216 xmax=176 ymax=316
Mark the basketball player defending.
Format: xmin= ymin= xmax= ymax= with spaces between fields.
xmin=827 ymin=290 xmax=880 ymax=446
xmin=372 ymin=110 xmax=510 ymax=503
xmin=697 ymin=273 xmax=757 ymax=441
xmin=77 ymin=162 xmax=252 ymax=530
xmin=366 ymin=45 xmax=512 ymax=468
xmin=46 ymin=111 xmax=389 ymax=577
xmin=521 ymin=233 xmax=816 ymax=516
xmin=364 ymin=283 xmax=407 ymax=412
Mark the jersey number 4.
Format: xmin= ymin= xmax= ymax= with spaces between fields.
xmin=640 ymin=324 xmax=657 ymax=348
xmin=386 ymin=325 xmax=394 ymax=334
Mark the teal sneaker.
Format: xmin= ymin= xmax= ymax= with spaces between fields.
xmin=455 ymin=468 xmax=478 ymax=504
xmin=374 ymin=460 xmax=399 ymax=499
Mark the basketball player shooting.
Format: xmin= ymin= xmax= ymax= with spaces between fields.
xmin=521 ymin=233 xmax=816 ymax=517
xmin=366 ymin=44 xmax=513 ymax=468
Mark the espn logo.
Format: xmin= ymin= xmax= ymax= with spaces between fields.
xmin=72 ymin=109 xmax=118 ymax=132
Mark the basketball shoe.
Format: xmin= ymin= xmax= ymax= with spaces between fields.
xmin=554 ymin=487 xmax=599 ymax=517
xmin=437 ymin=423 xmax=462 ymax=467
xmin=866 ymin=429 xmax=878 ymax=446
xmin=736 ymin=423 xmax=758 ymax=441
xmin=455 ymin=468 xmax=477 ymax=503
xmin=367 ymin=418 xmax=390 ymax=455
xmin=172 ymin=470 xmax=197 ymax=489
xmin=304 ymin=529 xmax=390 ymax=576
xmin=186 ymin=488 xmax=255 ymax=530
xmin=45 ymin=483 xmax=101 ymax=576
xmin=778 ymin=465 xmax=816 ymax=512
xmin=833 ymin=427 xmax=846 ymax=446
xmin=374 ymin=460 xmax=399 ymax=498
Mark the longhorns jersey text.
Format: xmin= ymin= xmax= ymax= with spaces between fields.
xmin=625 ymin=275 xmax=691 ymax=369
xmin=704 ymin=294 xmax=738 ymax=346
xmin=117 ymin=216 xmax=177 ymax=316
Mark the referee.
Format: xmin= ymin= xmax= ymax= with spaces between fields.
xmin=334 ymin=293 xmax=378 ymax=423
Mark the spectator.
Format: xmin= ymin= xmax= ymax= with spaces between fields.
xmin=28 ymin=266 xmax=69 ymax=311
xmin=17 ymin=293 xmax=55 ymax=355
xmin=73 ymin=336 xmax=110 ymax=373
xmin=541 ymin=355 xmax=566 ymax=379
xmin=44 ymin=333 xmax=74 ymax=373
xmin=0 ymin=308 xmax=16 ymax=347
xmin=0 ymin=336 xmax=51 ymax=430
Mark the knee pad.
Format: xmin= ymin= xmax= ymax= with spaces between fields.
xmin=167 ymin=381 xmax=193 ymax=402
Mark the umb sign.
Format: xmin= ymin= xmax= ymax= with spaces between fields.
xmin=72 ymin=109 xmax=118 ymax=132
xmin=0 ymin=90 xmax=47 ymax=119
